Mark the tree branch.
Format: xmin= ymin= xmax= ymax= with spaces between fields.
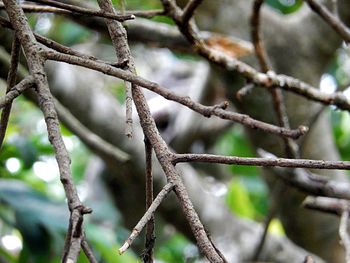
xmin=173 ymin=153 xmax=350 ymax=170
xmin=119 ymin=182 xmax=174 ymax=255
xmin=0 ymin=36 xmax=20 ymax=148
xmin=306 ymin=0 xmax=350 ymax=43
xmin=0 ymin=75 xmax=34 ymax=109
xmin=44 ymin=50 xmax=308 ymax=139
xmin=29 ymin=0 xmax=135 ymax=22
xmin=2 ymin=1 xmax=91 ymax=261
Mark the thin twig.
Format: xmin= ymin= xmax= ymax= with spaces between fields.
xmin=306 ymin=0 xmax=350 ymax=43
xmin=119 ymin=182 xmax=174 ymax=255
xmin=250 ymin=0 xmax=298 ymax=158
xmin=29 ymin=0 xmax=135 ymax=21
xmin=0 ymin=76 xmax=35 ymax=109
xmin=250 ymin=2 xmax=298 ymax=255
xmin=172 ymin=153 xmax=350 ymax=170
xmin=339 ymin=210 xmax=350 ymax=262
xmin=96 ymin=1 xmax=227 ymax=261
xmin=259 ymin=152 xmax=350 ymax=200
xmin=0 ymin=3 xmax=165 ymax=18
xmin=236 ymin=83 xmax=255 ymax=101
xmin=251 ymin=0 xmax=270 ymax=73
xmin=0 ymin=36 xmax=21 ymax=148
xmin=182 ymin=0 xmax=204 ymax=25
xmin=303 ymin=196 xmax=349 ymax=215
xmin=160 ymin=0 xmax=350 ymax=112
xmin=142 ymin=137 xmax=155 ymax=263
xmin=44 ymin=50 xmax=308 ymax=140
xmin=81 ymin=237 xmax=98 ymax=263
xmin=96 ymin=0 xmax=134 ymax=138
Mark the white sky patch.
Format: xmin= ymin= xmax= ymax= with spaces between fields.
xmin=343 ymin=86 xmax=350 ymax=100
xmin=5 ymin=158 xmax=21 ymax=174
xmin=36 ymin=119 xmax=47 ymax=134
xmin=320 ymin=74 xmax=337 ymax=94
xmin=35 ymin=16 xmax=52 ymax=34
xmin=48 ymin=184 xmax=65 ymax=200
xmin=33 ymin=160 xmax=58 ymax=182
xmin=77 ymin=184 xmax=88 ymax=202
xmin=1 ymin=234 xmax=22 ymax=252
xmin=63 ymin=136 xmax=75 ymax=152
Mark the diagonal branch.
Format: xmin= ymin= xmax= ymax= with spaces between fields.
xmin=306 ymin=0 xmax=350 ymax=43
xmin=182 ymin=0 xmax=204 ymax=25
xmin=0 ymin=75 xmax=34 ymax=109
xmin=44 ymin=50 xmax=308 ymax=139
xmin=118 ymin=182 xmax=174 ymax=255
xmin=160 ymin=0 xmax=350 ymax=112
xmin=97 ymin=0 xmax=227 ymax=261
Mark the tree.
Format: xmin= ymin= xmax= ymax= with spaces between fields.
xmin=0 ymin=0 xmax=350 ymax=262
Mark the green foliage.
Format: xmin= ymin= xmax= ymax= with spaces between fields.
xmin=0 ymin=180 xmax=68 ymax=262
xmin=332 ymin=111 xmax=350 ymax=161
xmin=216 ymin=127 xmax=257 ymax=176
xmin=226 ymin=179 xmax=256 ymax=218
xmin=156 ymin=233 xmax=197 ymax=263
xmin=266 ymin=0 xmax=304 ymax=14
xmin=216 ymin=127 xmax=268 ymax=219
xmin=47 ymin=18 xmax=92 ymax=46
xmin=113 ymin=0 xmax=161 ymax=10
xmin=86 ymin=225 xmax=136 ymax=263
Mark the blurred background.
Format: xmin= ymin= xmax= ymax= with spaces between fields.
xmin=0 ymin=0 xmax=349 ymax=262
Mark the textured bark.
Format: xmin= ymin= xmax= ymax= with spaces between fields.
xmin=45 ymin=61 xmax=323 ymax=262
xmin=188 ymin=0 xmax=350 ymax=262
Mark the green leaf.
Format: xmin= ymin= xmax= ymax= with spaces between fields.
xmin=156 ymin=234 xmax=196 ymax=263
xmin=0 ymin=179 xmax=68 ymax=257
xmin=86 ymin=224 xmax=137 ymax=263
xmin=265 ymin=0 xmax=304 ymax=14
xmin=226 ymin=179 xmax=256 ymax=219
xmin=215 ymin=127 xmax=257 ymax=176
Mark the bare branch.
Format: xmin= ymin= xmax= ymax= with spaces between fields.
xmin=0 ymin=3 xmax=165 ymax=19
xmin=45 ymin=50 xmax=308 ymax=139
xmin=160 ymin=0 xmax=350 ymax=112
xmin=96 ymin=0 xmax=134 ymax=138
xmin=119 ymin=182 xmax=174 ymax=255
xmin=250 ymin=0 xmax=270 ymax=73
xmin=29 ymin=0 xmax=135 ymax=22
xmin=0 ymin=36 xmax=21 ymax=148
xmin=306 ymin=0 xmax=350 ymax=43
xmin=0 ymin=76 xmax=35 ymax=109
xmin=2 ymin=1 xmax=91 ymax=261
xmin=143 ymin=137 xmax=155 ymax=263
xmin=250 ymin=0 xmax=298 ymax=158
xmin=236 ymin=83 xmax=255 ymax=101
xmin=182 ymin=0 xmax=204 ymax=25
xmin=81 ymin=237 xmax=98 ymax=263
xmin=97 ymin=0 xmax=227 ymax=260
xmin=303 ymin=196 xmax=349 ymax=215
xmin=172 ymin=153 xmax=350 ymax=170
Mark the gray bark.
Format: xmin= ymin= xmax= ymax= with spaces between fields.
xmin=187 ymin=0 xmax=350 ymax=261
